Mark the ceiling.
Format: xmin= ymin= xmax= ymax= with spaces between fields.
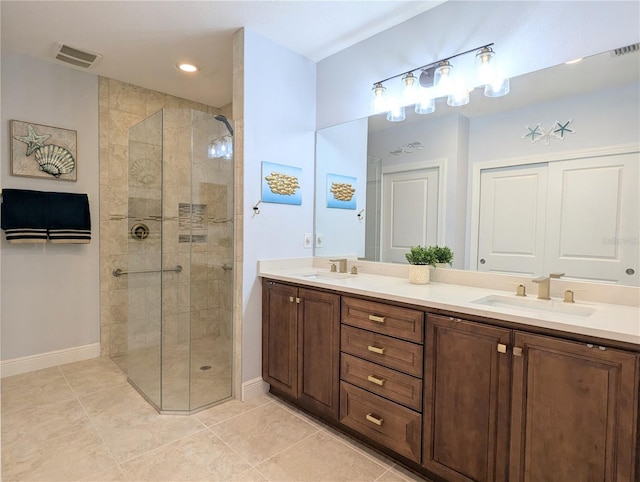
xmin=1 ymin=0 xmax=445 ymax=108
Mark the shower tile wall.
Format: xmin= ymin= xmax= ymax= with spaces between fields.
xmin=98 ymin=77 xmax=232 ymax=364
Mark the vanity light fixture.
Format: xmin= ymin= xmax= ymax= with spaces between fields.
xmin=208 ymin=135 xmax=233 ymax=160
xmin=371 ymin=43 xmax=510 ymax=122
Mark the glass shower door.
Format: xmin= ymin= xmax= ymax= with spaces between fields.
xmin=126 ymin=110 xmax=163 ymax=408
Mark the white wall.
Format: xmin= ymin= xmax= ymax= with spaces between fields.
xmin=315 ymin=117 xmax=367 ymax=258
xmin=317 ymin=1 xmax=640 ymax=129
xmin=241 ymin=29 xmax=316 ymax=383
xmin=468 ymin=82 xmax=640 ymax=164
xmin=1 ymin=53 xmax=100 ymax=360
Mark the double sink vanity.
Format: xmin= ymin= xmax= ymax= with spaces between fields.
xmin=260 ymin=258 xmax=639 ymax=482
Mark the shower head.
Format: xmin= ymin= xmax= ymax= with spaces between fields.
xmin=215 ymin=115 xmax=234 ymax=136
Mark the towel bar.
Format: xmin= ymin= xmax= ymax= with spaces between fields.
xmin=112 ymin=265 xmax=183 ymax=277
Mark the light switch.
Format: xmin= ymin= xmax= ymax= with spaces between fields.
xmin=316 ymin=233 xmax=324 ymax=248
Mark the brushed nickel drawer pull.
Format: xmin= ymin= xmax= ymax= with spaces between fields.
xmin=367 ymin=375 xmax=385 ymax=386
xmin=367 ymin=345 xmax=385 ymax=355
xmin=366 ymin=413 xmax=384 ymax=426
xmin=497 ymin=343 xmax=507 ymax=354
xmin=368 ymin=314 xmax=386 ymax=323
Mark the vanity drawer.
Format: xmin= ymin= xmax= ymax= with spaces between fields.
xmin=341 ymin=325 xmax=423 ymax=377
xmin=340 ymin=382 xmax=422 ymax=463
xmin=342 ymin=297 xmax=424 ymax=343
xmin=341 ymin=353 xmax=422 ymax=411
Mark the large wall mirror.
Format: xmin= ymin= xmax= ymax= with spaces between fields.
xmin=315 ymin=48 xmax=639 ymax=286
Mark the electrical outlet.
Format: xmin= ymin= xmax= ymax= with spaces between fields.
xmin=316 ymin=233 xmax=324 ymax=248
xmin=304 ymin=233 xmax=312 ymax=248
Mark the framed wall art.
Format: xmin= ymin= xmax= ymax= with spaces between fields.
xmin=10 ymin=120 xmax=77 ymax=181
xmin=327 ymin=173 xmax=356 ymax=209
xmin=261 ymin=161 xmax=302 ymax=205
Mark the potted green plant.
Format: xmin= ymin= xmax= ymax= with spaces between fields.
xmin=405 ymin=245 xmax=436 ymax=284
xmin=431 ymin=245 xmax=454 ymax=268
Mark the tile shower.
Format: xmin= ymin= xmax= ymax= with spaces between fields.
xmin=99 ymin=78 xmax=234 ymax=413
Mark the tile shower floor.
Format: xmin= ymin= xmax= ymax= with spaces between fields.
xmin=1 ymin=357 xmax=427 ymax=481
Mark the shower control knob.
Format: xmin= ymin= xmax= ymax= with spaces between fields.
xmin=130 ymin=223 xmax=150 ymax=240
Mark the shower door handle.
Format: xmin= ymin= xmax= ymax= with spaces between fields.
xmin=112 ymin=265 xmax=183 ymax=277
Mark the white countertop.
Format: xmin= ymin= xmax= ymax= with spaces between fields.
xmin=259 ymin=262 xmax=640 ymax=347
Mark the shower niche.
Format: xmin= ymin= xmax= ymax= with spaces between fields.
xmin=123 ymin=108 xmax=234 ymax=413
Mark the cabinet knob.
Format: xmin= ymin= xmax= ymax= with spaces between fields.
xmin=367 ymin=345 xmax=385 ymax=355
xmin=367 ymin=375 xmax=385 ymax=386
xmin=513 ymin=347 xmax=523 ymax=357
xmin=365 ymin=413 xmax=384 ymax=426
xmin=289 ymin=296 xmax=294 ymax=303
xmin=497 ymin=343 xmax=507 ymax=354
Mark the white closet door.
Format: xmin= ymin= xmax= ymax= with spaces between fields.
xmin=381 ymin=168 xmax=439 ymax=263
xmin=545 ymin=152 xmax=639 ymax=285
xmin=477 ymin=165 xmax=548 ymax=275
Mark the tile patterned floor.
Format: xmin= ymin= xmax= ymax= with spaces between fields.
xmin=1 ymin=357 xmax=427 ymax=481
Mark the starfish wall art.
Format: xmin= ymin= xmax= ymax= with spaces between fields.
xmin=522 ymin=119 xmax=574 ymax=145
xmin=10 ymin=120 xmax=77 ymax=181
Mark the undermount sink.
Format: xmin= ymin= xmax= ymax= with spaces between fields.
xmin=302 ymin=271 xmax=353 ymax=280
xmin=472 ymin=294 xmax=596 ymax=318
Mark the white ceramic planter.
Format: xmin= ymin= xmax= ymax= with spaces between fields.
xmin=408 ymin=264 xmax=430 ymax=284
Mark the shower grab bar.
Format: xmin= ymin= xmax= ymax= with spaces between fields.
xmin=112 ymin=265 xmax=183 ymax=277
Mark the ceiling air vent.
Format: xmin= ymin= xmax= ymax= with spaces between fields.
xmin=54 ymin=42 xmax=102 ymax=68
xmin=611 ymin=43 xmax=640 ymax=57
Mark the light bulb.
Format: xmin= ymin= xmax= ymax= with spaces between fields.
xmin=371 ymin=82 xmax=387 ymax=114
xmin=475 ymin=47 xmax=495 ymax=84
xmin=402 ymin=72 xmax=419 ymax=105
xmin=434 ymin=61 xmax=454 ymax=97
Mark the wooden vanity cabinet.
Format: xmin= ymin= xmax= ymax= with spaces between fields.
xmin=339 ymin=297 xmax=425 ymax=464
xmin=262 ymin=279 xmax=340 ymax=420
xmin=424 ymin=314 xmax=640 ymax=482
xmin=262 ymin=280 xmax=639 ymax=481
xmin=422 ymin=314 xmax=512 ymax=482
xmin=510 ymin=331 xmax=639 ymax=482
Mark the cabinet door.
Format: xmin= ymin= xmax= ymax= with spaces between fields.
xmin=510 ymin=331 xmax=639 ymax=482
xmin=297 ymin=288 xmax=340 ymax=420
xmin=262 ymin=280 xmax=298 ymax=397
xmin=422 ymin=315 xmax=512 ymax=482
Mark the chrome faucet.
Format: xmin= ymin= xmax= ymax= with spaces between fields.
xmin=532 ymin=272 xmax=564 ymax=300
xmin=329 ymin=258 xmax=348 ymax=273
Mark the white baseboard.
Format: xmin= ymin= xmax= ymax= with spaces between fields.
xmin=1 ymin=343 xmax=101 ymax=378
xmin=242 ymin=376 xmax=268 ymax=401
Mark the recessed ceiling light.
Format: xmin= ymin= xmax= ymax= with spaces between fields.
xmin=565 ymin=58 xmax=584 ymax=65
xmin=177 ymin=62 xmax=200 ymax=73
